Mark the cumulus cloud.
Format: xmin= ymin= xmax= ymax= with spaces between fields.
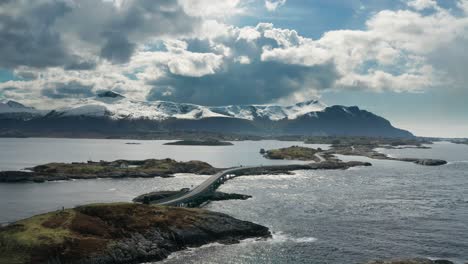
xmin=0 ymin=0 xmax=199 ymax=68
xmin=407 ymin=0 xmax=439 ymax=10
xmin=1 ymin=0 xmax=468 ymax=107
xmin=41 ymin=81 xmax=95 ymax=99
xmin=265 ymin=0 xmax=286 ymax=12
xmin=178 ymin=0 xmax=245 ymax=18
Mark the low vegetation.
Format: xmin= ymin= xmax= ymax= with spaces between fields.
xmin=0 ymin=159 xmax=220 ymax=183
xmin=263 ymin=146 xmax=321 ymax=161
xmin=0 ymin=203 xmax=270 ymax=264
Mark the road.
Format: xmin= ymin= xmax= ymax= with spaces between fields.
xmin=315 ymin=153 xmax=326 ymax=162
xmin=157 ymin=155 xmax=331 ymax=207
xmin=157 ymin=166 xmax=254 ymax=206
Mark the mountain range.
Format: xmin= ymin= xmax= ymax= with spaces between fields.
xmin=0 ymin=91 xmax=413 ymax=138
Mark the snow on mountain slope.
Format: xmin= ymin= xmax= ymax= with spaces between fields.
xmin=0 ymin=100 xmax=42 ymax=114
xmin=0 ymin=92 xmax=327 ymax=121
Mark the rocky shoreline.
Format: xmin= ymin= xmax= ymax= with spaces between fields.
xmin=0 ymin=203 xmax=270 ymax=264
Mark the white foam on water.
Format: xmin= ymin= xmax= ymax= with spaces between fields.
xmin=447 ymin=160 xmax=468 ymax=165
xmin=271 ymin=231 xmax=318 ymax=244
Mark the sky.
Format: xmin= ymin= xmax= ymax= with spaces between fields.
xmin=0 ymin=0 xmax=467 ymax=137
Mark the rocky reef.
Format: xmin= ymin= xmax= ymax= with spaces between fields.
xmin=0 ymin=158 xmax=220 ymax=183
xmin=0 ymin=203 xmax=270 ymax=264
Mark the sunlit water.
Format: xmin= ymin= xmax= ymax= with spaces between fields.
xmin=0 ymin=139 xmax=467 ymax=263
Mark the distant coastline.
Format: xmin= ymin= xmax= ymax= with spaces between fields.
xmin=164 ymin=140 xmax=233 ymax=146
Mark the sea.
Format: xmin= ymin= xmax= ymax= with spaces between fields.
xmin=0 ymin=138 xmax=467 ymax=264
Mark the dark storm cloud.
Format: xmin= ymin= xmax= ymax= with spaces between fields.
xmin=41 ymin=81 xmax=94 ymax=99
xmin=147 ymin=26 xmax=340 ymax=105
xmin=64 ymin=60 xmax=97 ymax=71
xmin=14 ymin=71 xmax=38 ymax=80
xmin=147 ymin=60 xmax=340 ymax=105
xmin=0 ymin=1 xmax=73 ymax=68
xmin=0 ymin=0 xmax=200 ymax=68
xmin=100 ymin=33 xmax=136 ymax=64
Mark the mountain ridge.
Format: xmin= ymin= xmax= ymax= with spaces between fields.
xmin=0 ymin=93 xmax=413 ymax=138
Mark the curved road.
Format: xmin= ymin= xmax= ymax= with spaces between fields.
xmin=156 ymin=155 xmax=336 ymax=207
xmin=157 ymin=166 xmax=254 ymax=206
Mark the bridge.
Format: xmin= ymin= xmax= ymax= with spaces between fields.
xmin=156 ymin=164 xmax=314 ymax=207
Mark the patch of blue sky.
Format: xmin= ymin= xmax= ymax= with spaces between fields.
xmin=0 ymin=69 xmax=18 ymax=82
xmin=124 ymin=67 xmax=145 ymax=81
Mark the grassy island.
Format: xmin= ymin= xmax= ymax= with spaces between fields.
xmin=263 ymin=146 xmax=322 ymax=162
xmin=0 ymin=159 xmax=219 ymax=183
xmin=263 ymin=138 xmax=447 ymax=166
xmin=0 ymin=203 xmax=270 ymax=264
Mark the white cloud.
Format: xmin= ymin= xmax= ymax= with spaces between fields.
xmin=178 ymin=0 xmax=245 ymax=18
xmin=2 ymin=0 xmax=468 ymax=107
xmin=458 ymin=0 xmax=468 ymax=14
xmin=407 ymin=0 xmax=438 ymax=10
xmin=167 ymin=52 xmax=223 ymax=77
xmin=235 ymin=56 xmax=251 ymax=64
xmin=265 ymin=0 xmax=287 ymax=12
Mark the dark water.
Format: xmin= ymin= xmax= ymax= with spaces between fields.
xmin=0 ymin=139 xmax=467 ymax=263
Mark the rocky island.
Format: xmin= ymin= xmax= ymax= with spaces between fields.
xmin=0 ymin=159 xmax=220 ymax=183
xmin=263 ymin=146 xmax=323 ymax=162
xmin=133 ymin=189 xmax=252 ymax=207
xmin=0 ymin=156 xmax=375 ymax=183
xmin=0 ymin=203 xmax=270 ymax=264
xmin=164 ymin=140 xmax=233 ymax=146
xmin=262 ymin=139 xmax=447 ymax=166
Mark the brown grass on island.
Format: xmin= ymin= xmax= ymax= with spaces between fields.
xmin=262 ymin=146 xmax=322 ymax=161
xmin=0 ymin=203 xmax=270 ymax=264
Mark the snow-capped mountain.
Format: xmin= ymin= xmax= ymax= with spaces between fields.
xmin=0 ymin=91 xmax=413 ymax=138
xmin=2 ymin=91 xmax=327 ymax=121
xmin=0 ymin=100 xmax=42 ymax=114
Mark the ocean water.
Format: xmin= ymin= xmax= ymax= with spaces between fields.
xmin=0 ymin=139 xmax=467 ymax=263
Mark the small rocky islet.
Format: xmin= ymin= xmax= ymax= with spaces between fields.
xmin=0 ymin=203 xmax=270 ymax=264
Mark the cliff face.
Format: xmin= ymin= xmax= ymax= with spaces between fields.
xmin=0 ymin=203 xmax=270 ymax=264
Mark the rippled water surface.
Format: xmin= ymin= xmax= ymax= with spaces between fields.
xmin=0 ymin=139 xmax=467 ymax=263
